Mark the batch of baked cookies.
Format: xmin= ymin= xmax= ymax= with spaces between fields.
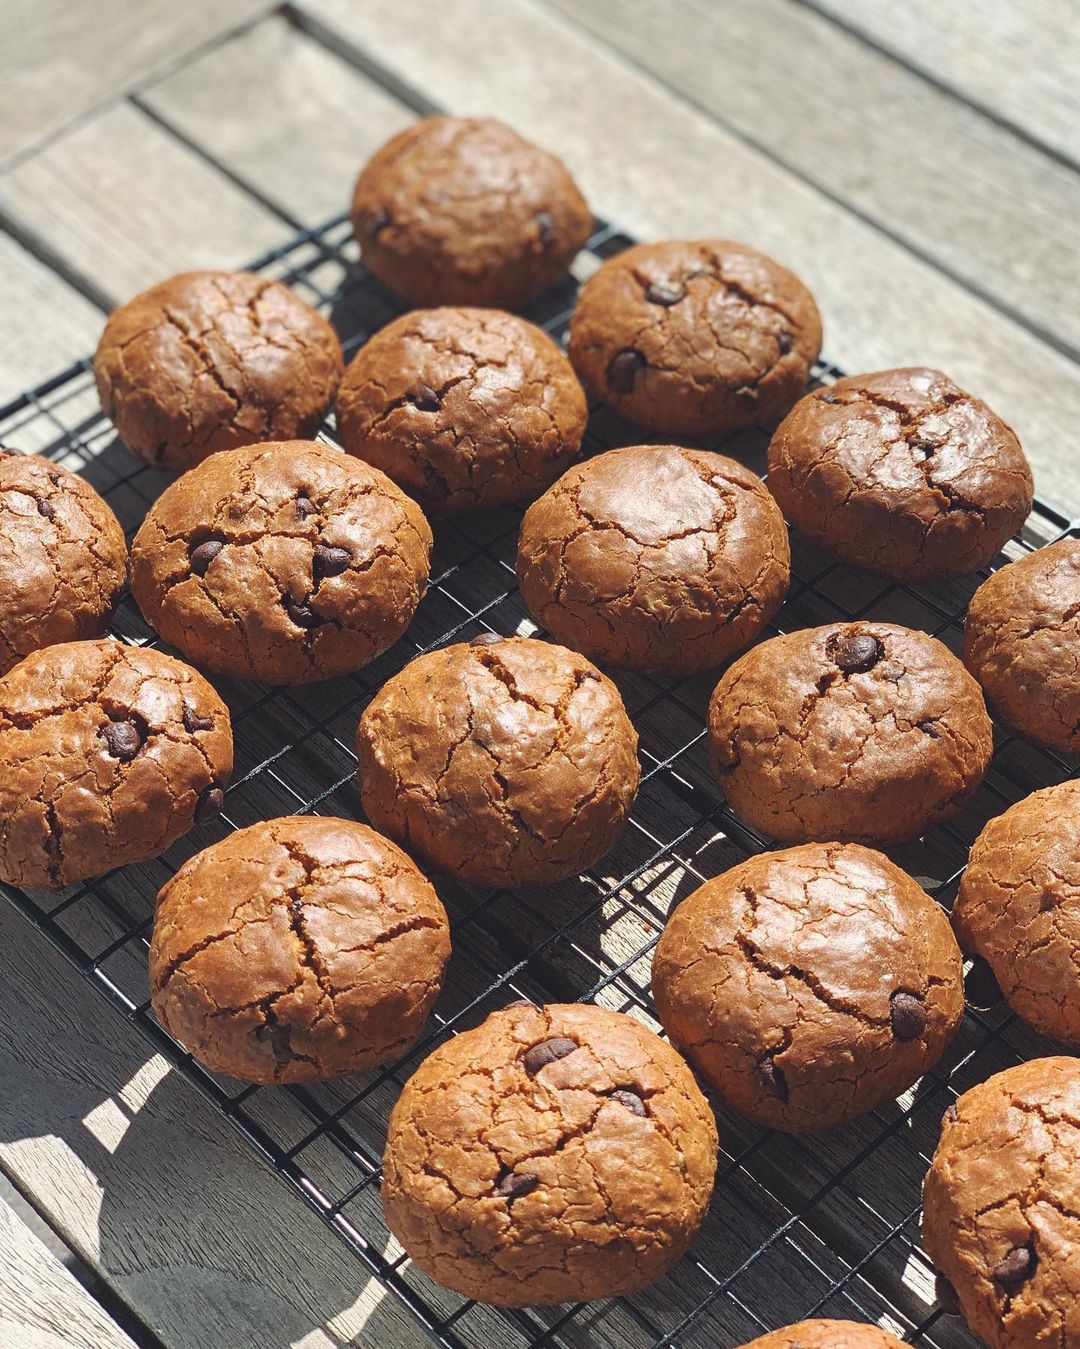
xmin=1 ymin=116 xmax=1077 ymax=1348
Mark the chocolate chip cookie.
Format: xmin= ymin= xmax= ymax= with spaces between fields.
xmin=953 ymin=780 xmax=1080 ymax=1046
xmin=0 ymin=638 xmax=232 ymax=888
xmin=355 ymin=636 xmax=639 ymax=887
xmin=963 ymin=539 xmax=1080 ymax=754
xmin=351 ymin=117 xmax=592 ymax=310
xmin=130 ymin=440 xmax=432 ymax=685
xmin=923 ymin=1057 xmax=1080 ymax=1349
xmin=381 ymin=1001 xmax=718 ymax=1305
xmin=708 ymin=621 xmax=993 ymax=844
xmin=517 ymin=445 xmax=790 ymax=676
xmin=94 ymin=271 xmax=343 ymax=470
xmin=767 ymin=369 xmax=1033 ymax=582
xmin=0 ymin=449 xmax=127 ymax=674
xmin=150 ymin=815 xmax=450 ymax=1083
xmin=653 ymin=843 xmax=964 ymax=1132
xmin=567 ymin=239 xmax=822 ymax=439
xmin=738 ymin=1323 xmax=905 ymax=1348
xmin=336 ymin=307 xmax=587 ymax=515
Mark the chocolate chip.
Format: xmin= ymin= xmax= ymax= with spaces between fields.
xmin=412 ymin=384 xmax=441 ymax=412
xmin=759 ymin=1054 xmax=788 ymax=1102
xmin=504 ymin=997 xmax=537 ymax=1010
xmin=609 ymin=1088 xmax=647 ymax=1117
xmin=992 ymin=1244 xmax=1036 ymax=1294
xmin=607 ymin=349 xmax=646 ymax=394
xmin=826 ymin=630 xmax=884 ymax=673
xmin=182 ymin=703 xmax=214 ymax=734
xmin=535 ymin=210 xmax=556 ymax=246
xmin=494 ymin=1170 xmax=539 ymax=1202
xmin=36 ymin=496 xmax=55 ymax=519
xmin=944 ymin=1102 xmax=958 ymax=1125
xmin=890 ymin=991 xmax=927 ymax=1041
xmin=776 ymin=330 xmax=794 ymax=354
xmin=908 ymin=436 xmax=937 ymax=459
xmin=934 ymin=1271 xmax=961 ymax=1314
xmin=917 ymin=719 xmax=940 ymax=738
xmin=100 ymin=719 xmax=143 ymax=761
xmin=0 ymin=445 xmax=18 ymax=456
xmin=282 ymin=594 xmax=323 ymax=629
xmin=195 ymin=784 xmax=225 ymax=823
xmin=312 ymin=544 xmax=351 ymax=581
xmin=370 ymin=207 xmax=391 ymax=238
xmin=189 ymin=539 xmax=224 ymax=575
xmin=523 ymin=1037 xmax=578 ymax=1076
xmin=965 ymin=955 xmax=1003 ymax=1010
xmin=295 ymin=495 xmax=318 ymax=520
xmin=1039 ymin=889 xmax=1058 ymax=912
xmin=644 ymin=280 xmax=685 ymax=306
xmin=817 ymin=390 xmax=840 ymax=404
xmin=470 ymin=632 xmax=504 ymax=646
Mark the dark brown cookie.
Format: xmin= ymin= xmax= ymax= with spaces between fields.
xmin=355 ymin=636 xmax=639 ymax=887
xmin=738 ymin=1323 xmax=906 ymax=1348
xmin=94 ymin=271 xmax=343 ymax=470
xmin=963 ymin=539 xmax=1080 ymax=754
xmin=516 ymin=445 xmax=790 ymax=676
xmin=954 ymin=780 xmax=1080 ymax=1046
xmin=0 ymin=450 xmax=127 ymax=674
xmin=567 ymin=239 xmax=822 ymax=439
xmin=351 ymin=117 xmax=592 ymax=310
xmin=381 ymin=1001 xmax=718 ymax=1305
xmin=0 ymin=638 xmax=232 ymax=888
xmin=130 ymin=440 xmax=432 ymax=685
xmin=150 ymin=815 xmax=450 ymax=1084
xmin=767 ymin=369 xmax=1033 ymax=581
xmin=922 ymin=1057 xmax=1080 ymax=1348
xmin=336 ymin=307 xmax=587 ymax=515
xmin=653 ymin=843 xmax=964 ymax=1132
xmin=708 ymin=621 xmax=993 ymax=844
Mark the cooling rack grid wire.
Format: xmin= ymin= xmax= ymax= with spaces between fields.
xmin=1 ymin=215 xmax=1077 ymax=1349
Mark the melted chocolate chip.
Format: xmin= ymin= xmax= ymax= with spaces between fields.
xmin=0 ymin=446 xmax=18 ymax=456
xmin=1039 ymin=889 xmax=1058 ymax=912
xmin=890 ymin=991 xmax=927 ymax=1041
xmin=535 ymin=211 xmax=556 ymax=246
xmin=100 ymin=719 xmax=143 ymax=761
xmin=523 ymin=1037 xmax=578 ymax=1076
xmin=36 ymin=496 xmax=55 ymax=519
xmin=412 ymin=384 xmax=442 ymax=412
xmin=494 ymin=1170 xmax=539 ymax=1202
xmin=470 ymin=632 xmax=504 ymax=646
xmin=312 ymin=544 xmax=351 ymax=581
xmin=908 ymin=436 xmax=937 ymax=459
xmin=965 ymin=955 xmax=1003 ymax=1010
xmin=776 ymin=330 xmax=794 ymax=354
xmin=609 ymin=1088 xmax=647 ymax=1117
xmin=282 ymin=594 xmax=323 ymax=630
xmin=944 ymin=1102 xmax=959 ymax=1125
xmin=256 ymin=1016 xmax=294 ymax=1066
xmin=934 ymin=1271 xmax=961 ymax=1314
xmin=817 ymin=390 xmax=840 ymax=404
xmin=759 ymin=1054 xmax=789 ymax=1102
xmin=189 ymin=539 xmax=224 ymax=575
xmin=182 ymin=703 xmax=214 ymax=734
xmin=645 ymin=280 xmax=686 ymax=306
xmin=295 ymin=495 xmax=318 ymax=520
xmin=370 ymin=207 xmax=391 ymax=238
xmin=826 ymin=630 xmax=884 ymax=674
xmin=504 ymin=997 xmax=537 ymax=1010
xmin=195 ymin=784 xmax=225 ymax=823
xmin=917 ymin=719 xmax=940 ymax=738
xmin=608 ymin=349 xmax=646 ymax=394
xmin=992 ymin=1244 xmax=1036 ymax=1294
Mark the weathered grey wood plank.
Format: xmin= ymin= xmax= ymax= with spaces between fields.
xmin=551 ymin=0 xmax=1080 ymax=357
xmin=297 ymin=0 xmax=1080 ymax=514
xmin=0 ymin=0 xmax=274 ymax=168
xmin=0 ymin=1195 xmax=137 ymax=1349
xmin=0 ymin=102 xmax=289 ymax=310
xmin=140 ymin=13 xmax=413 ymax=226
xmin=807 ymin=0 xmax=1080 ymax=165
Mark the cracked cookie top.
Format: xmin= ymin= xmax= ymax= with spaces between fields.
xmin=767 ymin=369 xmax=1033 ymax=582
xmin=963 ymin=539 xmax=1080 ymax=754
xmin=336 ymin=307 xmax=588 ymax=515
xmin=381 ymin=1001 xmax=718 ymax=1305
xmin=922 ymin=1057 xmax=1080 ymax=1349
xmin=355 ymin=636 xmax=639 ymax=887
xmin=567 ymin=239 xmax=822 ymax=439
xmin=130 ymin=439 xmax=432 ymax=685
xmin=516 ymin=444 xmax=790 ymax=677
xmin=0 ymin=638 xmax=232 ymax=889
xmin=149 ymin=815 xmax=450 ymax=1084
xmin=94 ymin=270 xmax=344 ymax=470
xmin=0 ymin=449 xmax=127 ymax=674
xmin=653 ymin=843 xmax=964 ymax=1133
xmin=708 ymin=621 xmax=993 ymax=844
xmin=954 ymin=780 xmax=1080 ymax=1046
xmin=739 ymin=1322 xmax=905 ymax=1348
xmin=351 ymin=117 xmax=592 ymax=310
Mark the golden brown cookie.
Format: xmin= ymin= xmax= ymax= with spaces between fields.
xmin=336 ymin=307 xmax=587 ymax=515
xmin=0 ymin=449 xmax=127 ymax=674
xmin=954 ymin=781 xmax=1080 ymax=1046
xmin=130 ymin=440 xmax=432 ymax=685
xmin=922 ymin=1057 xmax=1080 ymax=1349
xmin=150 ymin=816 xmax=450 ymax=1084
xmin=0 ymin=639 xmax=232 ymax=888
xmin=381 ymin=1001 xmax=718 ymax=1305
xmin=517 ymin=445 xmax=790 ymax=677
xmin=963 ymin=539 xmax=1080 ymax=754
xmin=708 ymin=621 xmax=993 ymax=844
xmin=567 ymin=239 xmax=821 ymax=439
xmin=653 ymin=843 xmax=964 ymax=1132
xmin=767 ymin=369 xmax=1033 ymax=581
xmin=94 ymin=271 xmax=343 ymax=470
xmin=738 ymin=1322 xmax=905 ymax=1348
xmin=351 ymin=117 xmax=592 ymax=310
xmin=355 ymin=636 xmax=639 ymax=887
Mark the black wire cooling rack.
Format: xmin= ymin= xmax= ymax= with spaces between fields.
xmin=1 ymin=214 xmax=1078 ymax=1349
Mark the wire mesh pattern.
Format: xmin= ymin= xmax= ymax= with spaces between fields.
xmin=1 ymin=214 xmax=1078 ymax=1349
